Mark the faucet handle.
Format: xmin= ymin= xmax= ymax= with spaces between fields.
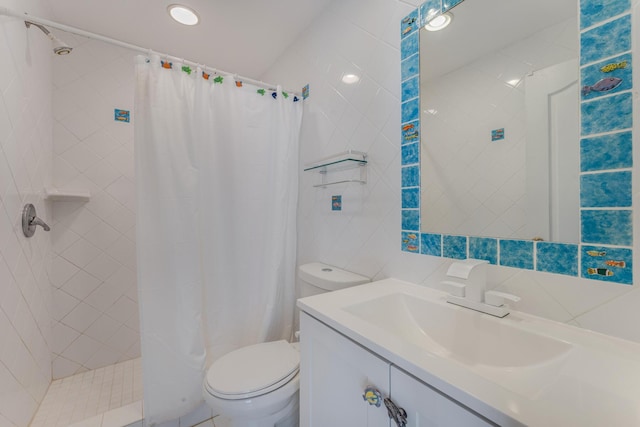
xmin=485 ymin=290 xmax=520 ymax=307
xmin=442 ymin=280 xmax=466 ymax=297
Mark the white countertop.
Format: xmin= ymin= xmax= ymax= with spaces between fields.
xmin=297 ymin=278 xmax=640 ymax=426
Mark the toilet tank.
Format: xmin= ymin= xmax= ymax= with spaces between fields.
xmin=298 ymin=262 xmax=370 ymax=299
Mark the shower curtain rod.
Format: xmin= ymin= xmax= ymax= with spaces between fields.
xmin=0 ymin=7 xmax=301 ymax=96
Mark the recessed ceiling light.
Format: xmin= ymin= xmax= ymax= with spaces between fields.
xmin=168 ymin=4 xmax=199 ymax=26
xmin=424 ymin=12 xmax=453 ymax=32
xmin=342 ymin=74 xmax=360 ymax=84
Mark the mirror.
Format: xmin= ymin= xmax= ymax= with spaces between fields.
xmin=419 ymin=0 xmax=579 ymax=242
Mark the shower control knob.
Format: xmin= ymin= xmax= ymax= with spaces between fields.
xmin=22 ymin=203 xmax=50 ymax=238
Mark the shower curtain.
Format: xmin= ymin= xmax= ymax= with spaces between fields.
xmin=134 ymin=55 xmax=303 ymax=425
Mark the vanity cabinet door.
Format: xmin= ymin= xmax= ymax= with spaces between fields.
xmin=300 ymin=313 xmax=390 ymax=427
xmin=390 ymin=366 xmax=497 ymax=427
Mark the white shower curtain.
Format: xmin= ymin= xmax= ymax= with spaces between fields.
xmin=134 ymin=55 xmax=303 ymax=425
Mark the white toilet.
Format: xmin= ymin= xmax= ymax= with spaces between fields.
xmin=202 ymin=262 xmax=370 ymax=427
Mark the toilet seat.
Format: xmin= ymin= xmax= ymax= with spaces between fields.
xmin=205 ymin=340 xmax=300 ymax=400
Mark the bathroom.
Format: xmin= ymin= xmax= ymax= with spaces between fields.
xmin=0 ymin=0 xmax=638 ymax=425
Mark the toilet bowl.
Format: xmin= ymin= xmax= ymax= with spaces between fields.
xmin=202 ymin=263 xmax=370 ymax=426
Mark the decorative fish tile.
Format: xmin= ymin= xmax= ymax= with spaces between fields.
xmin=469 ymin=237 xmax=498 ymax=265
xmin=580 ymin=131 xmax=632 ymax=172
xmin=401 ymin=9 xmax=419 ymax=39
xmin=580 ymin=171 xmax=632 ymax=208
xmin=581 ymin=245 xmax=632 ymax=284
xmin=401 ymin=54 xmax=420 ymax=82
xmin=331 ymin=195 xmax=342 ymax=211
xmin=402 ymin=209 xmax=420 ymax=231
xmin=499 ymin=240 xmax=534 ymax=270
xmin=581 ymin=92 xmax=632 ymax=135
xmin=443 ymin=235 xmax=467 ymax=260
xmin=419 ymin=0 xmax=442 ymax=27
xmin=581 ymin=210 xmax=633 ymax=246
xmin=401 ymin=143 xmax=419 ymax=166
xmin=401 ymin=31 xmax=419 ymax=60
xmin=536 ymin=242 xmax=579 ymax=276
xmin=581 ymin=53 xmax=632 ymax=100
xmin=402 ymin=188 xmax=420 ymax=209
xmin=402 ymin=232 xmax=420 ymax=253
xmin=580 ymin=14 xmax=631 ymax=65
xmin=421 ymin=233 xmax=442 ymax=256
xmin=401 ymin=165 xmax=420 ymax=187
xmin=580 ymin=0 xmax=630 ymax=29
xmin=114 ymin=109 xmax=130 ymax=123
xmin=402 ymin=99 xmax=420 ymax=124
xmin=402 ymin=120 xmax=420 ymax=145
xmin=402 ymin=76 xmax=419 ymax=101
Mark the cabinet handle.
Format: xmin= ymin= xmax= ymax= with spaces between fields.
xmin=384 ymin=397 xmax=408 ymax=427
xmin=362 ymin=386 xmax=383 ymax=407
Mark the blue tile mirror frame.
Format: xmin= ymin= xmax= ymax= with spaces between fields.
xmin=400 ymin=0 xmax=634 ymax=284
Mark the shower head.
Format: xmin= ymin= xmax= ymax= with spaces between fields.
xmin=25 ymin=21 xmax=73 ymax=55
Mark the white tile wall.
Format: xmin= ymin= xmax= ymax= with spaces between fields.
xmin=50 ymin=32 xmax=140 ymax=379
xmin=262 ymin=0 xmax=640 ymax=343
xmin=0 ymin=0 xmax=55 ymax=425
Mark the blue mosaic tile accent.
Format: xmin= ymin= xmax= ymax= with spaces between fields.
xmin=582 ymin=245 xmax=632 ymax=284
xmin=581 ymin=53 xmax=632 ymax=100
xmin=402 ymin=98 xmax=420 ymax=123
xmin=401 ymin=54 xmax=420 ymax=81
xmin=402 ymin=188 xmax=420 ymax=209
xmin=580 ymin=14 xmax=631 ymax=65
xmin=402 ymin=120 xmax=420 ymax=145
xmin=499 ymin=240 xmax=534 ymax=270
xmin=581 ymin=0 xmax=630 ymax=29
xmin=419 ymin=0 xmax=442 ymax=26
xmin=401 ymin=165 xmax=420 ymax=187
xmin=401 ymin=143 xmax=419 ymax=166
xmin=536 ymin=242 xmax=579 ymax=276
xmin=401 ymin=9 xmax=419 ymax=39
xmin=581 ymin=210 xmax=633 ymax=246
xmin=402 ymin=76 xmax=419 ymax=101
xmin=421 ymin=233 xmax=442 ymax=256
xmin=581 ymin=131 xmax=633 ymax=172
xmin=443 ymin=0 xmax=463 ymax=12
xmin=402 ymin=231 xmax=420 ymax=253
xmin=401 ymin=31 xmax=419 ymax=60
xmin=581 ymin=171 xmax=632 ymax=208
xmin=469 ymin=237 xmax=497 ymax=265
xmin=581 ymin=92 xmax=632 ymax=136
xmin=402 ymin=210 xmax=420 ymax=231
xmin=443 ymin=235 xmax=467 ymax=260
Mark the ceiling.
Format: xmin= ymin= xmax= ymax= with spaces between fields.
xmin=42 ymin=0 xmax=334 ymax=79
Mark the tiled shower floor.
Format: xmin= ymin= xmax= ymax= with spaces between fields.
xmin=29 ymin=358 xmax=144 ymax=427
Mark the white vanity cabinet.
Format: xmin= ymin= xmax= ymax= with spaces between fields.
xmin=300 ymin=312 xmax=495 ymax=427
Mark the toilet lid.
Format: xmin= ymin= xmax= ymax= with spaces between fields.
xmin=205 ymin=340 xmax=299 ymax=400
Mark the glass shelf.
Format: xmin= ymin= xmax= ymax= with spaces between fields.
xmin=304 ymin=151 xmax=367 ymax=187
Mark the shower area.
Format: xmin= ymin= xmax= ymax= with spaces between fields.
xmin=0 ymin=5 xmax=302 ymax=427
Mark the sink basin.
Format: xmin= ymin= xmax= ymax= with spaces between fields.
xmin=344 ymin=293 xmax=572 ymax=369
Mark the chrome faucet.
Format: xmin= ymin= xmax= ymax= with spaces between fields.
xmin=442 ymin=259 xmax=520 ymax=318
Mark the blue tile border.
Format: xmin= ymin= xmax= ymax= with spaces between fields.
xmin=443 ymin=235 xmax=467 ymax=259
xmin=580 ymin=0 xmax=631 ymax=29
xmin=399 ymin=0 xmax=633 ymax=285
xmin=421 ymin=233 xmax=442 ymax=256
xmin=580 ymin=14 xmax=631 ymax=65
xmin=581 ymin=131 xmax=632 ymax=172
xmin=580 ymin=171 xmax=632 ymax=207
xmin=536 ymin=242 xmax=579 ymax=276
xmin=469 ymin=237 xmax=497 ymax=265
xmin=499 ymin=240 xmax=534 ymax=270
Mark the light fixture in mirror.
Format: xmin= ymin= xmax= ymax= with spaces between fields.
xmin=419 ymin=0 xmax=578 ymax=242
